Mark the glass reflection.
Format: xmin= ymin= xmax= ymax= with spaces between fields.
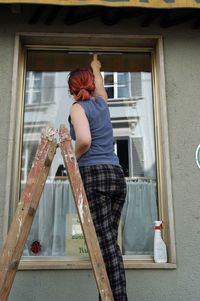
xmin=21 ymin=58 xmax=158 ymax=258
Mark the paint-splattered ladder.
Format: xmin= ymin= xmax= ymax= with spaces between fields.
xmin=0 ymin=125 xmax=114 ymax=301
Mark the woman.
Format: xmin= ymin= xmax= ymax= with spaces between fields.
xmin=68 ymin=54 xmax=128 ymax=301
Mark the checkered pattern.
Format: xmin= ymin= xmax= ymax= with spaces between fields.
xmin=79 ymin=164 xmax=128 ymax=301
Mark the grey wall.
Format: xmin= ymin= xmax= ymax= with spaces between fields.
xmin=0 ymin=10 xmax=200 ymax=301
xmin=0 ymin=31 xmax=14 ymax=246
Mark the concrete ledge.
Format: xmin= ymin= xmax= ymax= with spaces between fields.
xmin=19 ymin=257 xmax=176 ymax=270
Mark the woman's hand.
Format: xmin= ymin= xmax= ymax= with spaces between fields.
xmin=90 ymin=54 xmax=108 ymax=101
xmin=91 ymin=54 xmax=101 ymax=71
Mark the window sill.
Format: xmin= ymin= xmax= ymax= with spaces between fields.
xmin=19 ymin=257 xmax=176 ymax=270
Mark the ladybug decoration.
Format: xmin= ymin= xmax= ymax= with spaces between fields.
xmin=31 ymin=241 xmax=42 ymax=254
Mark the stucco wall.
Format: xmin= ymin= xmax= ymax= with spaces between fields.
xmin=0 ymin=30 xmax=14 ymax=248
xmin=0 ymin=10 xmax=200 ymax=301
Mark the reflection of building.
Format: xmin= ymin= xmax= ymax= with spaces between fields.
xmin=22 ymin=71 xmax=71 ymax=182
xmin=22 ymin=69 xmax=155 ymax=181
xmin=104 ymin=71 xmax=155 ymax=178
xmin=22 ymin=68 xmax=157 ymax=259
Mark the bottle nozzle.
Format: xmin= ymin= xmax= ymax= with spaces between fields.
xmin=154 ymin=221 xmax=163 ymax=230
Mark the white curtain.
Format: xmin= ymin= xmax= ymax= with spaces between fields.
xmin=122 ymin=179 xmax=157 ymax=255
xmin=23 ymin=180 xmax=157 ymax=257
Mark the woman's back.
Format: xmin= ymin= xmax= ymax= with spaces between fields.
xmin=69 ymin=96 xmax=119 ymax=167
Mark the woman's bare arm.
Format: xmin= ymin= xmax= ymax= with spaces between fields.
xmin=70 ymin=104 xmax=91 ymax=161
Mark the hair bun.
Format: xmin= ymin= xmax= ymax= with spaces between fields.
xmin=75 ymin=88 xmax=90 ymax=101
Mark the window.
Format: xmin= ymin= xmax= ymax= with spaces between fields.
xmin=21 ymin=142 xmax=38 ymax=183
xmin=7 ymin=34 xmax=175 ymax=269
xmin=21 ymin=52 xmax=157 ymax=259
xmin=103 ymin=72 xmax=129 ymax=99
xmin=104 ymin=72 xmax=130 ymax=100
xmin=25 ymin=71 xmax=55 ymax=105
xmin=25 ymin=72 xmax=41 ymax=104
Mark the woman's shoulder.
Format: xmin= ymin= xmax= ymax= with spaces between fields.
xmin=70 ymin=102 xmax=85 ymax=115
xmin=94 ymin=96 xmax=108 ymax=107
xmin=75 ymin=97 xmax=104 ymax=108
xmin=95 ymin=95 xmax=106 ymax=101
xmin=71 ymin=97 xmax=107 ymax=113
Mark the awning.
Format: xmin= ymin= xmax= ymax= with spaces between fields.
xmin=0 ymin=0 xmax=200 ymax=9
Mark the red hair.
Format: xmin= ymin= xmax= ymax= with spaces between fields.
xmin=68 ymin=69 xmax=95 ymax=101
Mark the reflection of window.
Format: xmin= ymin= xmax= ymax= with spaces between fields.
xmin=114 ymin=137 xmax=144 ymax=178
xmin=21 ymin=148 xmax=28 ymax=181
xmin=104 ymin=72 xmax=114 ymax=98
xmin=117 ymin=73 xmax=129 ymax=98
xmin=104 ymin=72 xmax=129 ymax=99
xmin=25 ymin=72 xmax=42 ymax=104
xmin=21 ymin=143 xmax=38 ymax=182
xmin=114 ymin=138 xmax=129 ymax=177
xmin=104 ymin=72 xmax=142 ymax=101
xmin=25 ymin=72 xmax=55 ymax=105
xmin=130 ymin=72 xmax=142 ymax=98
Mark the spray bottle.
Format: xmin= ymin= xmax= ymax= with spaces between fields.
xmin=153 ymin=221 xmax=167 ymax=263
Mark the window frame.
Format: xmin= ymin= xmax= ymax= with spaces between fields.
xmin=3 ymin=33 xmax=176 ymax=270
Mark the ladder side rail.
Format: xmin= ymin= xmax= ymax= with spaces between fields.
xmin=59 ymin=125 xmax=114 ymax=301
xmin=0 ymin=132 xmax=57 ymax=301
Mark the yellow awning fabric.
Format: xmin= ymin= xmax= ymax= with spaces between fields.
xmin=0 ymin=0 xmax=200 ymax=9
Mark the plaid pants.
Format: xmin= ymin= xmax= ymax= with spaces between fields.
xmin=79 ymin=164 xmax=128 ymax=301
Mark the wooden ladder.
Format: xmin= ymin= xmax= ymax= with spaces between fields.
xmin=0 ymin=125 xmax=114 ymax=301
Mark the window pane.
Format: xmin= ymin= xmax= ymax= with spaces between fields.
xmin=25 ymin=72 xmax=55 ymax=105
xmin=42 ymin=73 xmax=55 ymax=103
xmin=117 ymin=73 xmax=128 ymax=85
xmin=34 ymin=79 xmax=41 ymax=89
xmin=104 ymin=73 xmax=114 ymax=85
xmin=21 ymin=51 xmax=158 ymax=258
xmin=105 ymin=86 xmax=114 ymax=99
xmin=114 ymin=139 xmax=129 ymax=177
xmin=118 ymin=86 xmax=129 ymax=98
xmin=31 ymin=91 xmax=41 ymax=104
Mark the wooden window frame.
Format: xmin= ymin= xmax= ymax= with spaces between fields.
xmin=3 ymin=32 xmax=176 ymax=270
